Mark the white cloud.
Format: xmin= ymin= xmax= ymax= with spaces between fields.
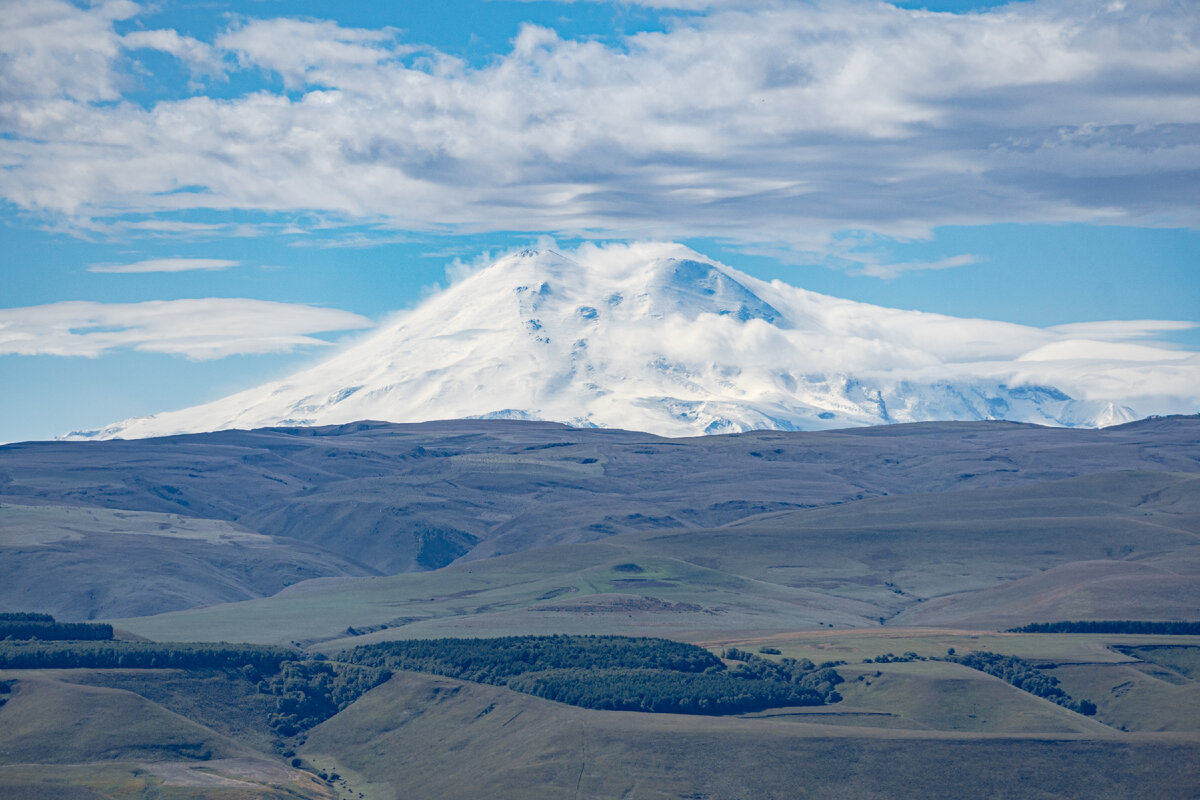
xmin=88 ymin=257 xmax=240 ymax=273
xmin=1049 ymin=320 xmax=1198 ymax=341
xmin=0 ymin=0 xmax=137 ymax=103
xmin=0 ymin=0 xmax=1197 ymax=251
xmin=1018 ymin=338 xmax=1195 ymax=363
xmin=122 ymin=29 xmax=226 ymax=78
xmin=216 ymin=18 xmax=409 ymax=88
xmin=0 ymin=299 xmax=373 ymax=359
xmin=852 ymin=254 xmax=979 ymax=279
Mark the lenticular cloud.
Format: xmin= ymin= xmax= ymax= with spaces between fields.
xmin=0 ymin=299 xmax=372 ymax=360
xmin=67 ymin=243 xmax=1199 ymax=440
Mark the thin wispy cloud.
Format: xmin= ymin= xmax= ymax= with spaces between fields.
xmin=88 ymin=258 xmax=240 ymax=273
xmin=851 ymin=254 xmax=980 ymax=280
xmin=0 ymin=299 xmax=373 ymax=359
xmin=1 ymin=0 xmax=1196 ymax=256
xmin=1048 ymin=320 xmax=1199 ymax=342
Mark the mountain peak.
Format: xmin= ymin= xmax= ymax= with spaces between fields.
xmin=64 ymin=244 xmax=1198 ymax=440
xmin=644 ymin=258 xmax=787 ymax=326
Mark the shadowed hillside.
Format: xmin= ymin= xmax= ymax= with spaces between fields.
xmin=3 ymin=416 xmax=1199 ymax=621
xmin=112 ymin=466 xmax=1200 ymax=647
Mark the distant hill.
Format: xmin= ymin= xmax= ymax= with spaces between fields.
xmin=3 ymin=415 xmax=1198 ymax=625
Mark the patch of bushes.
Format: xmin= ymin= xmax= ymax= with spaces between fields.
xmin=863 ymin=652 xmax=926 ymax=663
xmin=259 ymin=660 xmax=391 ymax=737
xmin=722 ymin=650 xmax=844 ymax=694
xmin=947 ymin=651 xmax=1096 ymax=716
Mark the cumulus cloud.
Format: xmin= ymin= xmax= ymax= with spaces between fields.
xmin=0 ymin=0 xmax=1198 ymax=254
xmin=88 ymin=257 xmax=240 ymax=273
xmin=0 ymin=299 xmax=373 ymax=359
xmin=217 ymin=18 xmax=408 ymax=88
xmin=0 ymin=0 xmax=136 ymax=103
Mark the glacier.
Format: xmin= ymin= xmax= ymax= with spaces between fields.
xmin=66 ymin=243 xmax=1199 ymax=440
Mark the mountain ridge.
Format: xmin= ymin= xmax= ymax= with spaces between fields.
xmin=65 ymin=244 xmax=1197 ymax=440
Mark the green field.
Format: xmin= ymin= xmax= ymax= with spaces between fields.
xmin=298 ymin=669 xmax=1200 ymax=800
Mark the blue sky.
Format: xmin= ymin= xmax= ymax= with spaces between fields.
xmin=1 ymin=0 xmax=1197 ymax=442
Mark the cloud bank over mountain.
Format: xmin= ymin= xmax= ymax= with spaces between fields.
xmin=2 ymin=0 xmax=1198 ymax=260
xmin=70 ymin=243 xmax=1199 ymax=440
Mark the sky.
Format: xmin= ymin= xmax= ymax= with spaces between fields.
xmin=1 ymin=0 xmax=1198 ymax=443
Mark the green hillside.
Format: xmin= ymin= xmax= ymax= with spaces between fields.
xmin=300 ymin=670 xmax=1200 ymax=800
xmin=2 ymin=626 xmax=1199 ymax=798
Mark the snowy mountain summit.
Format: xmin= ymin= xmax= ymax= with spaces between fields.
xmin=71 ymin=243 xmax=1199 ymax=439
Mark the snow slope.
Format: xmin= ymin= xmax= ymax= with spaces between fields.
xmin=69 ymin=243 xmax=1199 ymax=439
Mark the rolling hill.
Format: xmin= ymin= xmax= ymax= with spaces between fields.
xmin=3 ymin=416 xmax=1198 ymax=625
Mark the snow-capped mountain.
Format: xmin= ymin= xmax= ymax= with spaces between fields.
xmin=68 ymin=243 xmax=1199 ymax=440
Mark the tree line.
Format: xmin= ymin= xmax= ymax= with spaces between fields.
xmin=345 ymin=634 xmax=723 ymax=682
xmin=344 ymin=634 xmax=844 ymax=715
xmin=947 ymin=651 xmax=1097 ymax=715
xmin=507 ymin=667 xmax=828 ymax=714
xmin=0 ymin=632 xmax=848 ymax=725
xmin=0 ymin=638 xmax=387 ymax=737
xmin=0 ymin=640 xmax=292 ymax=671
xmin=0 ymin=612 xmax=113 ymax=641
xmin=1008 ymin=620 xmax=1200 ymax=635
